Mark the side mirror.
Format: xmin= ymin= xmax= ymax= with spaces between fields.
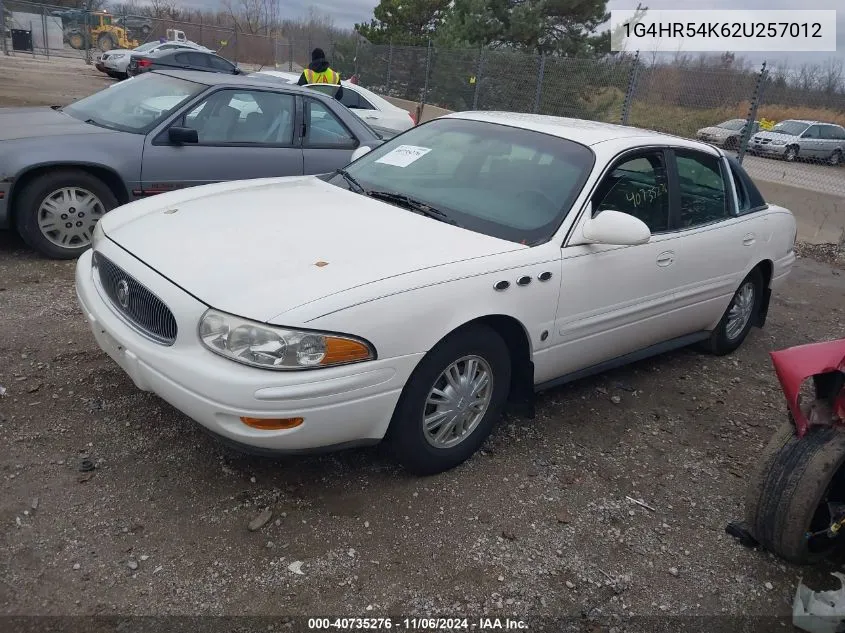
xmin=350 ymin=145 xmax=372 ymax=162
xmin=580 ymin=209 xmax=651 ymax=246
xmin=168 ymin=126 xmax=198 ymax=145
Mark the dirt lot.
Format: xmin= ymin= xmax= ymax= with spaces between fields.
xmin=3 ymin=53 xmax=845 ymax=631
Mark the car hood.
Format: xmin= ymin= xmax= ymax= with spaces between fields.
xmin=698 ymin=126 xmax=733 ymax=137
xmin=0 ymin=107 xmax=115 ymax=141
xmin=102 ymin=49 xmax=132 ymax=55
xmin=100 ymin=176 xmax=525 ymax=322
xmin=753 ymin=131 xmax=797 ymax=142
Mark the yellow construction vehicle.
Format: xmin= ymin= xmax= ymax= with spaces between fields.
xmin=63 ymin=11 xmax=140 ymax=52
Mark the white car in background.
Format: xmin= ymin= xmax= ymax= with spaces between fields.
xmin=98 ymin=40 xmax=212 ymax=79
xmin=250 ymin=70 xmax=416 ymax=138
xmin=75 ymin=113 xmax=796 ymax=476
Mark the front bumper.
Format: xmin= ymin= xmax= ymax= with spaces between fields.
xmin=749 ymin=142 xmax=788 ymax=157
xmin=75 ymin=244 xmax=422 ymax=453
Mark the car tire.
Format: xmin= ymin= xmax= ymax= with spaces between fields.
xmin=828 ymin=150 xmax=843 ymax=167
xmin=745 ymin=422 xmax=845 ymax=564
xmin=387 ymin=324 xmax=511 ymax=476
xmin=784 ymin=145 xmax=798 ymax=162
xmin=15 ymin=169 xmax=117 ymax=260
xmin=725 ymin=136 xmax=739 ymax=151
xmin=699 ymin=268 xmax=763 ymax=356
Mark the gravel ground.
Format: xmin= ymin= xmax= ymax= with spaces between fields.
xmin=3 ymin=52 xmax=845 ymax=631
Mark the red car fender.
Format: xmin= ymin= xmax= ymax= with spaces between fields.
xmin=770 ymin=339 xmax=845 ymax=437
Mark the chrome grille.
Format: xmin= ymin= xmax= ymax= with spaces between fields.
xmin=93 ymin=251 xmax=178 ymax=345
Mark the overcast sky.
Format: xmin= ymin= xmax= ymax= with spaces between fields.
xmin=181 ymin=0 xmax=842 ymax=65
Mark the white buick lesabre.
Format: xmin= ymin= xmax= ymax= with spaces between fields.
xmin=75 ymin=112 xmax=796 ymax=475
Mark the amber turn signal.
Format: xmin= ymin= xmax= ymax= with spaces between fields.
xmin=240 ymin=416 xmax=304 ymax=430
xmin=322 ymin=337 xmax=372 ymax=365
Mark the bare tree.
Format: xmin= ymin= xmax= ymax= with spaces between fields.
xmin=796 ymin=62 xmax=822 ymax=92
xmin=222 ymin=0 xmax=279 ymax=35
xmin=819 ymin=57 xmax=844 ymax=95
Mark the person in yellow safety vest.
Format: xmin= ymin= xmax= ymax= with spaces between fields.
xmin=297 ymin=48 xmax=344 ymax=101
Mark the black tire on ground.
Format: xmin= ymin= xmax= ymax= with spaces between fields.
xmin=68 ymin=32 xmax=84 ymax=50
xmin=725 ymin=136 xmax=739 ymax=151
xmin=387 ymin=324 xmax=511 ymax=476
xmin=745 ymin=422 xmax=845 ymax=564
xmin=97 ymin=33 xmax=116 ymax=51
xmin=699 ymin=267 xmax=763 ymax=356
xmin=784 ymin=145 xmax=798 ymax=162
xmin=829 ymin=150 xmax=843 ymax=167
xmin=14 ymin=169 xmax=117 ymax=260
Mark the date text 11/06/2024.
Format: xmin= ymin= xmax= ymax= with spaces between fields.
xmin=307 ymin=618 xmax=529 ymax=630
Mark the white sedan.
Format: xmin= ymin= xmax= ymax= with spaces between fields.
xmin=249 ymin=70 xmax=416 ymax=137
xmin=75 ymin=113 xmax=796 ymax=475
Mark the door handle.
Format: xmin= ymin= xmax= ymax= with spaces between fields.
xmin=743 ymin=233 xmax=756 ymax=246
xmin=656 ymin=251 xmax=675 ymax=266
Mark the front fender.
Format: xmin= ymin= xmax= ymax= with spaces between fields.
xmin=770 ymin=339 xmax=845 ymax=436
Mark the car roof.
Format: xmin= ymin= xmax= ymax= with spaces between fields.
xmin=152 ymin=70 xmax=329 ymax=96
xmin=445 ymin=111 xmax=714 ymax=150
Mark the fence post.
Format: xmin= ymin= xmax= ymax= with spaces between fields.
xmin=386 ymin=41 xmax=393 ymax=91
xmin=472 ymin=48 xmax=485 ymax=110
xmin=620 ymin=50 xmax=640 ymax=125
xmin=84 ymin=3 xmax=92 ymax=65
xmin=41 ymin=5 xmax=49 ymax=59
xmin=737 ymin=61 xmax=768 ymax=164
xmin=289 ymin=40 xmax=293 ymax=71
xmin=0 ymin=0 xmax=7 ymax=55
xmin=533 ymin=53 xmax=545 ymax=114
xmin=418 ymin=38 xmax=433 ymax=124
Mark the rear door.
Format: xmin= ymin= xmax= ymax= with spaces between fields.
xmin=301 ymin=96 xmax=360 ymax=173
xmin=663 ymin=148 xmax=762 ymax=332
xmin=140 ymin=87 xmax=303 ymax=194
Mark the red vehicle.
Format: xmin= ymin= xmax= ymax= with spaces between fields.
xmin=740 ymin=338 xmax=845 ymax=564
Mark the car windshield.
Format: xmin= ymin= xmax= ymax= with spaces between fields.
xmin=718 ymin=119 xmax=745 ymax=130
xmin=134 ymin=41 xmax=159 ymax=53
xmin=332 ymin=117 xmax=594 ymax=245
xmin=772 ymin=121 xmax=810 ymax=136
xmin=62 ymin=73 xmax=205 ymax=134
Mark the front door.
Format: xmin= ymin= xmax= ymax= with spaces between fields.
xmin=301 ymin=97 xmax=359 ymax=174
xmin=140 ymin=87 xmax=303 ymax=194
xmin=550 ymin=148 xmax=689 ymax=377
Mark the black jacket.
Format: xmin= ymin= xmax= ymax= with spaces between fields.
xmin=298 ymin=59 xmax=344 ymax=100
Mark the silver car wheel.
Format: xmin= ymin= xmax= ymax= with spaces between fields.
xmin=37 ymin=187 xmax=105 ymax=249
xmin=725 ymin=282 xmax=755 ymax=341
xmin=423 ymin=355 xmax=493 ymax=449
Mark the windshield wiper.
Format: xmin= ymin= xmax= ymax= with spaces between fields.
xmin=83 ymin=118 xmax=117 ymax=130
xmin=366 ymin=190 xmax=460 ymax=226
xmin=335 ymin=168 xmax=364 ymax=194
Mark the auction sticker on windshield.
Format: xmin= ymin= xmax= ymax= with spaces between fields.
xmin=375 ymin=145 xmax=432 ymax=167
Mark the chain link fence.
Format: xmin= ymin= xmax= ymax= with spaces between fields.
xmin=2 ymin=3 xmax=843 ymax=199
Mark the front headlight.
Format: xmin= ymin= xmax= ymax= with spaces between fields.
xmin=198 ymin=309 xmax=375 ymax=370
xmin=770 ymin=139 xmax=786 ymax=145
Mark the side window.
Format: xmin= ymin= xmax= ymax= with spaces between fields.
xmin=181 ymin=90 xmax=295 ymax=144
xmin=833 ymin=126 xmax=845 ymax=140
xmin=174 ymin=52 xmax=191 ymax=65
xmin=207 ymin=55 xmax=235 ymax=73
xmin=339 ymin=90 xmax=362 ymax=109
xmin=803 ymin=125 xmax=821 ymax=139
xmin=675 ymin=151 xmax=729 ymax=228
xmin=304 ymin=100 xmax=357 ymax=149
xmin=592 ymin=152 xmax=669 ymax=234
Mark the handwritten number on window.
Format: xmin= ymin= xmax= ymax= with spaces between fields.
xmin=625 ymin=182 xmax=666 ymax=209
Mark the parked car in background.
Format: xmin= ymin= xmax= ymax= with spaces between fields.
xmin=0 ymin=71 xmax=382 ymax=259
xmin=696 ymin=118 xmax=760 ymax=150
xmin=127 ymin=48 xmax=241 ymax=77
xmin=251 ymin=70 xmax=416 ymax=138
xmin=75 ymin=113 xmax=796 ymax=475
xmin=749 ymin=119 xmax=845 ymax=165
xmin=97 ymin=39 xmax=212 ymax=79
